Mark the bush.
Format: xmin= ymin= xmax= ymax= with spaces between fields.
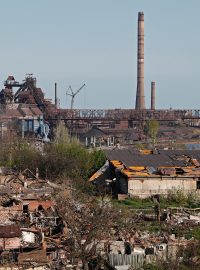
xmin=166 ymin=188 xmax=187 ymax=205
xmin=162 ymin=189 xmax=200 ymax=208
xmin=43 ymin=140 xmax=106 ymax=181
xmin=0 ymin=121 xmax=106 ymax=188
xmin=11 ymin=140 xmax=43 ymax=172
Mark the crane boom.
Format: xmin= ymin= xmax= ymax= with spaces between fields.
xmin=66 ymin=84 xmax=86 ymax=109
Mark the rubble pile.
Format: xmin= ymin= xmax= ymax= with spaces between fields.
xmin=0 ymin=168 xmax=65 ymax=269
xmin=0 ymin=167 xmax=199 ymax=269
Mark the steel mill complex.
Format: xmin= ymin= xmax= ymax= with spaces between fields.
xmin=0 ymin=12 xmax=199 ymax=145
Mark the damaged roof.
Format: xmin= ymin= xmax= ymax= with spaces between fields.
xmin=105 ymin=149 xmax=200 ymax=168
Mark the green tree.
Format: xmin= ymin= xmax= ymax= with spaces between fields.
xmin=43 ymin=121 xmax=106 ymax=184
xmin=10 ymin=139 xmax=43 ymax=172
xmin=145 ymin=120 xmax=159 ymax=145
xmin=54 ymin=120 xmax=71 ymax=144
xmin=0 ymin=121 xmax=106 ymax=189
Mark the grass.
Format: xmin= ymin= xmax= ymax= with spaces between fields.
xmin=115 ymin=198 xmax=154 ymax=209
xmin=113 ymin=194 xmax=200 ymax=240
xmin=114 ymin=197 xmax=187 ymax=210
xmin=113 ymin=190 xmax=200 ymax=210
xmin=113 ymin=198 xmax=200 ymax=241
xmin=185 ymin=227 xmax=200 ymax=241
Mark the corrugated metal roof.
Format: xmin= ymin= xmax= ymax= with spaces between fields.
xmin=159 ymin=149 xmax=200 ymax=161
xmin=105 ymin=149 xmax=139 ymax=166
xmin=105 ymin=149 xmax=200 ymax=167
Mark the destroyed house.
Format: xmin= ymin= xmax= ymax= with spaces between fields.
xmin=0 ymin=169 xmax=64 ymax=268
xmin=90 ymin=149 xmax=200 ymax=198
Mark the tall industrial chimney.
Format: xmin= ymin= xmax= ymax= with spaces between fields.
xmin=151 ymin=81 xmax=155 ymax=110
xmin=135 ymin=12 xmax=145 ymax=109
xmin=55 ymin=82 xmax=58 ymax=109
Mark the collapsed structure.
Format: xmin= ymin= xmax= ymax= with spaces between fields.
xmin=0 ymin=167 xmax=199 ymax=269
xmin=0 ymin=169 xmax=66 ymax=268
xmin=90 ymin=149 xmax=200 ymax=198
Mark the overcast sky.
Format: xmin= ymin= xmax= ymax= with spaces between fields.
xmin=0 ymin=0 xmax=200 ymax=109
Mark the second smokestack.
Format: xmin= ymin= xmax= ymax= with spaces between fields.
xmin=55 ymin=82 xmax=58 ymax=109
xmin=151 ymin=81 xmax=155 ymax=110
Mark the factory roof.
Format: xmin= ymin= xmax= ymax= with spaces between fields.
xmin=90 ymin=149 xmax=200 ymax=182
xmin=85 ymin=127 xmax=107 ymax=137
xmin=159 ymin=149 xmax=200 ymax=162
xmin=0 ymin=104 xmax=43 ymax=120
xmin=105 ymin=149 xmax=200 ymax=168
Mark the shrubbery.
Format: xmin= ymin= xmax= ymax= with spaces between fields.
xmin=0 ymin=122 xmax=106 ymax=184
xmin=161 ymin=188 xmax=200 ymax=208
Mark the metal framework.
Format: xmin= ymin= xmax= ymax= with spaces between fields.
xmin=46 ymin=109 xmax=200 ymax=121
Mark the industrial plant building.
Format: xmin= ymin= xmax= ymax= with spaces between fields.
xmin=0 ymin=75 xmax=53 ymax=140
xmin=0 ymin=12 xmax=199 ymax=143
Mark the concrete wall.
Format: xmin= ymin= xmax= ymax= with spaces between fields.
xmin=109 ymin=253 xmax=144 ymax=269
xmin=128 ymin=177 xmax=197 ymax=198
xmin=0 ymin=237 xmax=21 ymax=249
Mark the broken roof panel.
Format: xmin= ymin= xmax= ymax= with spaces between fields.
xmin=159 ymin=149 xmax=200 ymax=162
xmin=105 ymin=149 xmax=199 ymax=168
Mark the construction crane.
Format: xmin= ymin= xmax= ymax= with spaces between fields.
xmin=66 ymin=84 xmax=86 ymax=109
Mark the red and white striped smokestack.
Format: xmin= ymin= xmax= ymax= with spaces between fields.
xmin=135 ymin=12 xmax=145 ymax=110
xmin=151 ymin=81 xmax=156 ymax=110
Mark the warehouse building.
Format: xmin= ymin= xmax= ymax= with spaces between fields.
xmin=90 ymin=149 xmax=200 ymax=198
